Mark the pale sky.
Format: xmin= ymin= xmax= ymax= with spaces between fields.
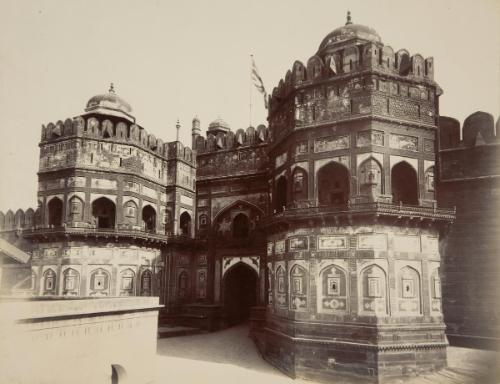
xmin=0 ymin=0 xmax=498 ymax=211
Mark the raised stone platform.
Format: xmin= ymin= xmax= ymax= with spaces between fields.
xmin=0 ymin=296 xmax=162 ymax=384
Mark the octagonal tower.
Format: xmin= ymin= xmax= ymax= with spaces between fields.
xmin=25 ymin=85 xmax=196 ymax=300
xmin=252 ymin=13 xmax=455 ymax=382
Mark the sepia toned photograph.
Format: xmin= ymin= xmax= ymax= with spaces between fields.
xmin=0 ymin=0 xmax=498 ymax=383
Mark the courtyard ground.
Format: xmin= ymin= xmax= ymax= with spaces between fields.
xmin=154 ymin=324 xmax=499 ymax=384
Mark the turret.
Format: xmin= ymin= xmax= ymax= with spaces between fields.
xmin=191 ymin=116 xmax=201 ymax=148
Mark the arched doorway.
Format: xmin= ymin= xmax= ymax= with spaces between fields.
xmin=391 ymin=162 xmax=418 ymax=205
xmin=223 ymin=263 xmax=258 ymax=326
xmin=317 ymin=162 xmax=350 ymax=206
xmin=142 ymin=205 xmax=156 ymax=233
xmin=92 ymin=197 xmax=116 ymax=229
xmin=179 ymin=211 xmax=191 ymax=236
xmin=48 ymin=198 xmax=63 ymax=227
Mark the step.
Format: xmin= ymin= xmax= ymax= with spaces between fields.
xmin=157 ymin=326 xmax=204 ymax=339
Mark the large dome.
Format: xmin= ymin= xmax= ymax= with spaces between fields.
xmin=318 ymin=12 xmax=381 ymax=52
xmin=85 ymin=84 xmax=135 ymax=122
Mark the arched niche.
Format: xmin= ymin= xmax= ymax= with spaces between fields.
xmin=289 ymin=264 xmax=308 ymax=311
xmin=43 ymin=268 xmax=57 ymax=295
xmin=68 ymin=196 xmax=84 ymax=222
xmin=123 ymin=200 xmax=138 ymax=225
xmin=397 ymin=266 xmax=421 ymax=314
xmin=359 ymin=264 xmax=388 ymax=315
xmin=119 ymin=269 xmax=135 ymax=296
xmin=177 ymin=270 xmax=189 ymax=299
xmin=391 ymin=161 xmax=418 ymax=205
xmin=317 ymin=162 xmax=350 ymax=206
xmin=292 ymin=167 xmax=308 ymax=201
xmin=140 ymin=269 xmax=153 ymax=296
xmin=318 ymin=264 xmax=348 ymax=313
xmin=62 ymin=268 xmax=80 ymax=296
xmin=89 ymin=268 xmax=110 ymax=296
xmin=358 ymin=158 xmax=383 ymax=198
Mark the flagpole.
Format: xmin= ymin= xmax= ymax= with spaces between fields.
xmin=249 ymin=54 xmax=253 ymax=127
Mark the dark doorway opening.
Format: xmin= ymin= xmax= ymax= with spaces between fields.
xmin=223 ymin=263 xmax=258 ymax=326
xmin=275 ymin=176 xmax=287 ymax=212
xmin=232 ymin=213 xmax=249 ymax=239
xmin=179 ymin=211 xmax=191 ymax=236
xmin=142 ymin=205 xmax=156 ymax=233
xmin=391 ymin=162 xmax=418 ymax=205
xmin=92 ymin=197 xmax=116 ymax=229
xmin=317 ymin=162 xmax=350 ymax=206
xmin=47 ymin=197 xmax=63 ymax=227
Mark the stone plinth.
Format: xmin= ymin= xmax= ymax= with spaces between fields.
xmin=0 ymin=296 xmax=162 ymax=384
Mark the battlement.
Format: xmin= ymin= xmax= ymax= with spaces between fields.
xmin=0 ymin=208 xmax=38 ymax=232
xmin=195 ymin=124 xmax=268 ymax=154
xmin=439 ymin=111 xmax=500 ymax=150
xmin=40 ymin=115 xmax=195 ymax=165
xmin=269 ymin=41 xmax=435 ymax=112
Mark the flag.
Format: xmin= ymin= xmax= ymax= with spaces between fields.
xmin=251 ymin=55 xmax=268 ymax=109
xmin=329 ymin=56 xmax=337 ymax=75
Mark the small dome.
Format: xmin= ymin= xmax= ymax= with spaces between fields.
xmin=318 ymin=12 xmax=381 ymax=52
xmin=85 ymin=83 xmax=135 ymax=122
xmin=208 ymin=117 xmax=231 ymax=132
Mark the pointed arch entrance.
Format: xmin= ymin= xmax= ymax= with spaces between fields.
xmin=391 ymin=162 xmax=418 ymax=205
xmin=223 ymin=262 xmax=258 ymax=326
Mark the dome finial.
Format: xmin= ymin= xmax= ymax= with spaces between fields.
xmin=109 ymin=82 xmax=115 ymax=93
xmin=346 ymin=10 xmax=352 ymax=25
xmin=176 ymin=119 xmax=181 ymax=141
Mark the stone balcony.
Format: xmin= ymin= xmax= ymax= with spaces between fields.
xmin=22 ymin=225 xmax=171 ymax=246
xmin=263 ymin=201 xmax=456 ymax=229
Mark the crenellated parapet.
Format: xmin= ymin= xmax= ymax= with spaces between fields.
xmin=41 ymin=116 xmax=178 ymax=160
xmin=439 ymin=111 xmax=500 ymax=181
xmin=0 ymin=208 xmax=38 ymax=232
xmin=267 ymin=18 xmax=439 ymax=149
xmin=194 ymin=123 xmax=269 ymax=154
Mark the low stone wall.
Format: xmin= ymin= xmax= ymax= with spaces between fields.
xmin=0 ymin=296 xmax=162 ymax=384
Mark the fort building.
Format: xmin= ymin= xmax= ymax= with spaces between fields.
xmin=0 ymin=12 xmax=498 ymax=383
